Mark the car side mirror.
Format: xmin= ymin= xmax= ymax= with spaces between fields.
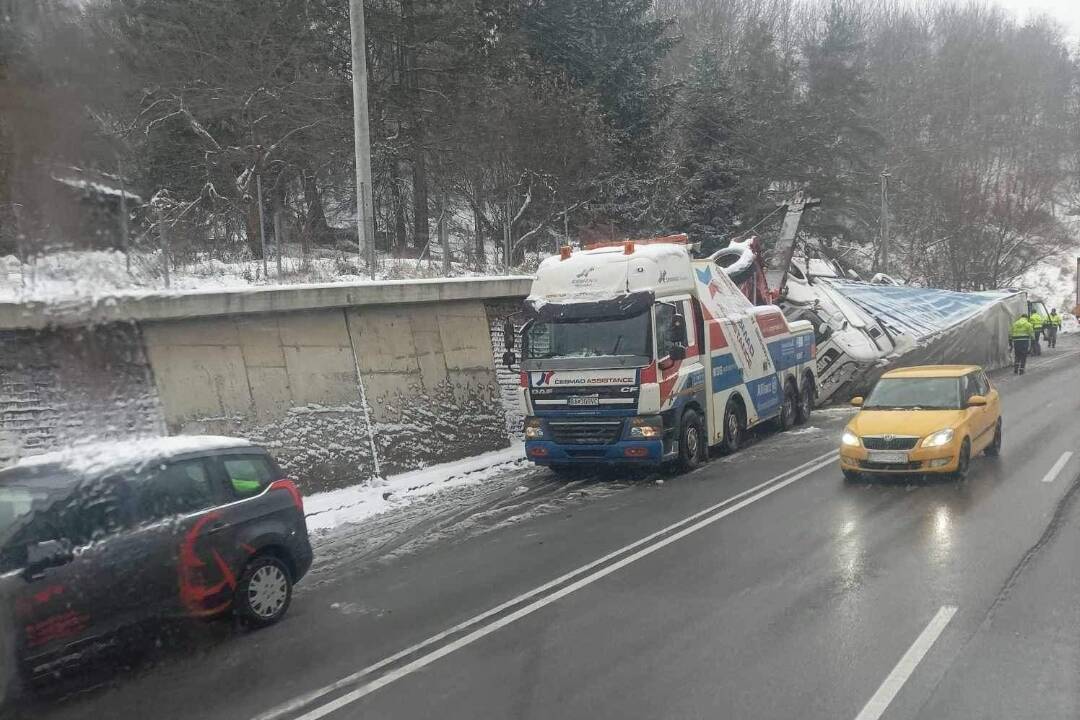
xmin=23 ymin=540 xmax=73 ymax=580
xmin=850 ymin=396 xmax=864 ymax=407
xmin=967 ymin=395 xmax=988 ymax=407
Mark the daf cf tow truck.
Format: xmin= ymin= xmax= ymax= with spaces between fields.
xmin=505 ymin=234 xmax=818 ymax=473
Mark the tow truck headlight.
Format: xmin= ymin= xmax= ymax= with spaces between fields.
xmin=921 ymin=428 xmax=954 ymax=448
xmin=524 ymin=418 xmax=544 ymax=439
xmin=841 ymin=430 xmax=861 ymax=447
xmin=628 ymin=416 xmax=662 ymax=439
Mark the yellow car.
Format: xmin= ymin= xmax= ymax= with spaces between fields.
xmin=840 ymin=365 xmax=1002 ymax=480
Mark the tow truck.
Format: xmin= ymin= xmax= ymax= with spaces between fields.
xmin=503 ymin=234 xmax=818 ymax=473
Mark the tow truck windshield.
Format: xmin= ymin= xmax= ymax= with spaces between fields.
xmin=525 ymin=313 xmax=651 ymax=361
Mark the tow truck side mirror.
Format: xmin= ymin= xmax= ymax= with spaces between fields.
xmin=670 ymin=344 xmax=687 ymax=362
xmin=502 ymin=350 xmax=517 ymax=368
xmin=671 ymin=314 xmax=688 ymax=345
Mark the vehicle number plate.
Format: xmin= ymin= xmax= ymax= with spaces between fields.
xmin=567 ymin=395 xmax=599 ymax=407
xmin=868 ymin=450 xmax=908 ymax=464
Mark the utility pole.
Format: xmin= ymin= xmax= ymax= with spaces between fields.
xmin=349 ymin=0 xmax=376 ymax=278
xmin=879 ymin=167 xmax=891 ymax=275
xmin=256 ymin=173 xmax=269 ymax=279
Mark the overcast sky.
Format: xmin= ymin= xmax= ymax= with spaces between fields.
xmin=994 ymin=0 xmax=1080 ymax=41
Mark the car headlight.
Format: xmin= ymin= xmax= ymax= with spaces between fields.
xmin=922 ymin=428 xmax=954 ymax=448
xmin=524 ymin=419 xmax=544 ymax=439
xmin=841 ymin=430 xmax=861 ymax=447
xmin=630 ymin=425 xmax=661 ymax=439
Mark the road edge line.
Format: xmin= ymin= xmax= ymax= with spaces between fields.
xmin=1040 ymin=451 xmax=1074 ymax=483
xmin=853 ymin=605 xmax=958 ymax=720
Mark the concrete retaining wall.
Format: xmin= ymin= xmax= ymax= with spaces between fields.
xmin=0 ymin=278 xmax=531 ymax=492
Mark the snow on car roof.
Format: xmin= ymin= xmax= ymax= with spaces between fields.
xmin=6 ymin=436 xmax=254 ymax=476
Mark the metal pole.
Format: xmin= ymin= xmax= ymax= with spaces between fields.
xmin=256 ymin=173 xmax=269 ymax=279
xmin=349 ymin=0 xmax=376 ymax=278
xmin=1075 ymin=257 xmax=1079 ymax=312
xmin=880 ymin=167 xmax=891 ymax=275
xmin=504 ymin=194 xmax=511 ymax=272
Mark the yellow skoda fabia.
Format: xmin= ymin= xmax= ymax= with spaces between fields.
xmin=840 ymin=365 xmax=1002 ymax=480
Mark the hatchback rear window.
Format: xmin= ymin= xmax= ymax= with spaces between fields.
xmin=222 ymin=456 xmax=275 ymax=499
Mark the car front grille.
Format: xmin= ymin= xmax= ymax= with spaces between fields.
xmin=859 ymin=460 xmax=923 ymax=471
xmin=862 ymin=435 xmax=920 ymax=451
xmin=547 ymin=421 xmax=622 ymax=445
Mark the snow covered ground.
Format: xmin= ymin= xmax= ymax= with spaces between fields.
xmin=304 ymin=442 xmax=528 ymax=532
xmin=0 ymin=249 xmax=531 ymax=303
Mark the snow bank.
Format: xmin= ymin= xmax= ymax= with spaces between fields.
xmin=303 ymin=441 xmax=526 ymax=532
xmin=0 ymin=250 xmax=531 ymax=304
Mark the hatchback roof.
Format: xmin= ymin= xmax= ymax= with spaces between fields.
xmin=3 ymin=436 xmax=254 ymax=477
xmin=881 ymin=364 xmax=980 ymax=379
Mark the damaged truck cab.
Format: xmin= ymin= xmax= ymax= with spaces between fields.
xmin=514 ymin=235 xmax=818 ymax=472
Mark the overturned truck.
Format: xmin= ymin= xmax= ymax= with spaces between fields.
xmin=712 ymin=219 xmax=1025 ymax=403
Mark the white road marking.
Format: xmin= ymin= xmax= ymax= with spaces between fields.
xmin=254 ymin=450 xmax=839 ymax=720
xmin=853 ymin=605 xmax=958 ymax=720
xmin=1040 ymin=451 xmax=1074 ymax=483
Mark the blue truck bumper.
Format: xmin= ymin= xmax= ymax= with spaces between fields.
xmin=525 ymin=439 xmax=665 ymax=465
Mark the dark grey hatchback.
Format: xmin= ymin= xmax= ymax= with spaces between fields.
xmin=0 ymin=436 xmax=312 ymax=697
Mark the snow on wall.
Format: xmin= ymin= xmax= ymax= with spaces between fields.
xmin=0 ymin=324 xmax=166 ymax=466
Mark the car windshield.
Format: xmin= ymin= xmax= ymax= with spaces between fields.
xmin=525 ymin=313 xmax=651 ymax=360
xmin=864 ymin=377 xmax=962 ymax=410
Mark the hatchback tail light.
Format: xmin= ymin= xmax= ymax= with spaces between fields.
xmin=269 ymin=479 xmax=304 ymax=513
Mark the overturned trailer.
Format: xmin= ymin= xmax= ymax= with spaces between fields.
xmin=712 ymin=228 xmax=1025 ymax=403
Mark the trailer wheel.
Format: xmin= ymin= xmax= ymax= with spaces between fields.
xmin=795 ymin=376 xmax=815 ymax=425
xmin=676 ymin=409 xmax=705 ymax=472
xmin=720 ymin=399 xmax=744 ymax=454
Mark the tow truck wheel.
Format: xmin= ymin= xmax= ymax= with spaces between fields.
xmin=721 ymin=399 xmax=744 ymax=454
xmin=677 ymin=410 xmax=705 ymax=472
xmin=774 ymin=381 xmax=798 ymax=432
xmin=795 ymin=379 xmax=814 ymax=425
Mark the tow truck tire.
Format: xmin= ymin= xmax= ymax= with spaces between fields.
xmin=774 ymin=381 xmax=798 ymax=432
xmin=795 ymin=377 xmax=814 ymax=425
xmin=721 ymin=399 xmax=744 ymax=455
xmin=677 ymin=410 xmax=705 ymax=472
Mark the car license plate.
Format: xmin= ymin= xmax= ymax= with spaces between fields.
xmin=868 ymin=450 xmax=908 ymax=464
xmin=567 ymin=395 xmax=599 ymax=407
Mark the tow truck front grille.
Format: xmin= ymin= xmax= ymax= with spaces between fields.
xmin=548 ymin=421 xmax=622 ymax=445
xmin=862 ymin=436 xmax=919 ymax=451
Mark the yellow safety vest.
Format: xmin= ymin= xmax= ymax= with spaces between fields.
xmin=1049 ymin=313 xmax=1061 ymax=327
xmin=1010 ymin=317 xmax=1034 ymax=339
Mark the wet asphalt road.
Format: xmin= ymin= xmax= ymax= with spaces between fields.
xmin=19 ymin=337 xmax=1080 ymax=720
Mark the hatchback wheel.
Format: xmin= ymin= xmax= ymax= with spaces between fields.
xmin=984 ymin=420 xmax=1002 ymax=457
xmin=237 ymin=556 xmax=293 ymax=627
xmin=951 ymin=439 xmax=972 ymax=480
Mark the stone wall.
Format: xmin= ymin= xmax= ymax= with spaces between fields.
xmin=0 ymin=279 xmax=530 ymax=492
xmin=0 ymin=325 xmax=165 ymax=465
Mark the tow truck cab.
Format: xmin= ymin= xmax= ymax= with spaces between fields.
xmin=517 ymin=236 xmax=818 ymax=469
